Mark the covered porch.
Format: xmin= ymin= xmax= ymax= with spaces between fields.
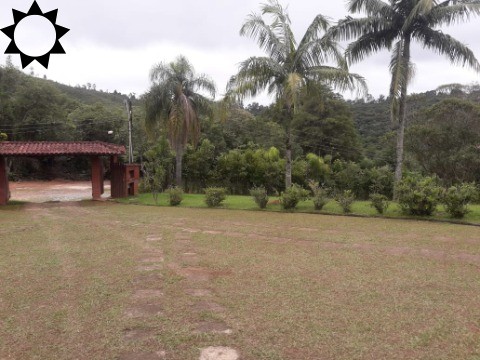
xmin=0 ymin=141 xmax=129 ymax=205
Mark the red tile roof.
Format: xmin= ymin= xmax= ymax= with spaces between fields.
xmin=0 ymin=141 xmax=126 ymax=156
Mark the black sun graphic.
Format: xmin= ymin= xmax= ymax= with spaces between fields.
xmin=1 ymin=1 xmax=69 ymax=69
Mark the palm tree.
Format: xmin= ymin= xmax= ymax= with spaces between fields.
xmin=228 ymin=0 xmax=367 ymax=188
xmin=144 ymin=55 xmax=216 ymax=187
xmin=331 ymin=0 xmax=480 ymax=183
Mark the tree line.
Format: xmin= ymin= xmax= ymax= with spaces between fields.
xmin=1 ymin=0 xmax=480 ymax=197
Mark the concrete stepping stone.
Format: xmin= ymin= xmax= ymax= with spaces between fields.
xmin=136 ymin=264 xmax=162 ymax=272
xmin=192 ymin=301 xmax=226 ymax=313
xmin=182 ymin=228 xmax=200 ymax=233
xmin=140 ymin=256 xmax=165 ymax=263
xmin=124 ymin=304 xmax=163 ymax=318
xmin=123 ymin=328 xmax=154 ymax=342
xmin=118 ymin=351 xmax=166 ymax=360
xmin=185 ymin=289 xmax=213 ymax=297
xmin=132 ymin=289 xmax=163 ymax=300
xmin=183 ymin=252 xmax=197 ymax=256
xmin=202 ymin=230 xmax=222 ymax=235
xmin=132 ymin=273 xmax=163 ymax=288
xmin=195 ymin=321 xmax=232 ymax=334
xmin=146 ymin=235 xmax=163 ymax=242
xmin=199 ymin=347 xmax=239 ymax=360
xmin=175 ymin=233 xmax=192 ymax=240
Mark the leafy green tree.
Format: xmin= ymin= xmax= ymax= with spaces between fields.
xmin=183 ymin=139 xmax=216 ymax=193
xmin=217 ymin=145 xmax=285 ymax=194
xmin=228 ymin=0 xmax=366 ymax=189
xmin=144 ymin=55 xmax=216 ymax=187
xmin=332 ymin=0 xmax=480 ymax=183
xmin=293 ymin=88 xmax=362 ymax=161
xmin=68 ymin=103 xmax=125 ymax=143
xmin=305 ymin=153 xmax=331 ymax=185
xmin=2 ymin=75 xmax=75 ymax=141
xmin=223 ymin=106 xmax=286 ymax=151
xmin=406 ymin=98 xmax=480 ymax=184
xmin=141 ymin=136 xmax=175 ymax=200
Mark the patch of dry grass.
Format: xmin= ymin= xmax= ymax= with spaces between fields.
xmin=1 ymin=203 xmax=480 ymax=359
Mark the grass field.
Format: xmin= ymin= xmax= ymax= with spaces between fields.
xmin=120 ymin=192 xmax=480 ymax=225
xmin=1 ymin=202 xmax=480 ymax=359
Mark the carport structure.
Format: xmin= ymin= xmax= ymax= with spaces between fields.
xmin=0 ymin=141 xmax=126 ymax=205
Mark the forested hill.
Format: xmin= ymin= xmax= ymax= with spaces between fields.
xmin=51 ymin=81 xmax=135 ymax=107
xmin=0 ymin=65 xmax=142 ymax=144
xmin=2 ymin=62 xmax=480 ymax=185
xmin=349 ymin=84 xmax=480 ymax=143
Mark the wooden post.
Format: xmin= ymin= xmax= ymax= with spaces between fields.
xmin=91 ymin=156 xmax=103 ymax=200
xmin=0 ymin=156 xmax=9 ymax=205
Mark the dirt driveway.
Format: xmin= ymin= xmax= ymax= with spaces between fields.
xmin=9 ymin=180 xmax=111 ymax=202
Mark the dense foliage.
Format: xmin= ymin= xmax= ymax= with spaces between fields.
xmin=396 ymin=174 xmax=443 ymax=216
xmin=2 ymin=53 xmax=480 ymax=214
xmin=204 ymin=187 xmax=227 ymax=207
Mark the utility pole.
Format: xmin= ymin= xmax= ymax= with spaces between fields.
xmin=125 ymin=97 xmax=133 ymax=163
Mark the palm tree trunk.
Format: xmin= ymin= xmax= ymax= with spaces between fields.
xmin=394 ymin=35 xmax=411 ymax=184
xmin=285 ymin=129 xmax=292 ymax=189
xmin=175 ymin=145 xmax=184 ymax=188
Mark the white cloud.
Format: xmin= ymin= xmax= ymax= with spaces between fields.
xmin=0 ymin=0 xmax=479 ymax=104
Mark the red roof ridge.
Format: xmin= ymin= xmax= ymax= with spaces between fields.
xmin=0 ymin=141 xmax=126 ymax=157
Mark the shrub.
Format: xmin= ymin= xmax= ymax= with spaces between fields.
xmin=396 ymin=175 xmax=442 ymax=216
xmin=308 ymin=181 xmax=329 ymax=210
xmin=250 ymin=186 xmax=269 ymax=209
xmin=280 ymin=184 xmax=309 ymax=210
xmin=442 ymin=183 xmax=477 ymax=218
xmin=166 ymin=187 xmax=183 ymax=206
xmin=369 ymin=193 xmax=389 ymax=214
xmin=204 ymin=187 xmax=227 ymax=207
xmin=336 ymin=190 xmax=355 ymax=213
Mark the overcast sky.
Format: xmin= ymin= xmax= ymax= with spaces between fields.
xmin=1 ymin=0 xmax=479 ymax=104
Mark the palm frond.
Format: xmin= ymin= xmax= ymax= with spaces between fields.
xmin=308 ymin=66 xmax=368 ymax=96
xmin=168 ymin=93 xmax=199 ymax=148
xmin=188 ymin=75 xmax=216 ymax=99
xmin=428 ymin=2 xmax=480 ymax=27
xmin=149 ymin=61 xmax=174 ymax=84
xmin=227 ymin=56 xmax=283 ymax=100
xmin=346 ymin=28 xmax=398 ymax=64
xmin=402 ymin=0 xmax=436 ymax=32
xmin=297 ymin=14 xmax=331 ymax=48
xmin=414 ymin=27 xmax=480 ymax=71
xmin=240 ymin=13 xmax=286 ymax=62
xmin=297 ymin=35 xmax=347 ymax=70
xmin=144 ymin=86 xmax=170 ymax=133
xmin=348 ymin=0 xmax=394 ymax=16
xmin=262 ymin=0 xmax=297 ymax=56
xmin=329 ymin=16 xmax=393 ymax=42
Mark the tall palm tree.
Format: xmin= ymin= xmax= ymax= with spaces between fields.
xmin=145 ymin=55 xmax=216 ymax=187
xmin=228 ymin=0 xmax=367 ymax=188
xmin=331 ymin=0 xmax=480 ymax=183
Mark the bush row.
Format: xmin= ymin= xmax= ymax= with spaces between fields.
xmin=151 ymin=175 xmax=478 ymax=219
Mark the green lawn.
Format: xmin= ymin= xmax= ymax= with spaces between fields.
xmin=120 ymin=192 xmax=480 ymax=225
xmin=1 ymin=202 xmax=479 ymax=359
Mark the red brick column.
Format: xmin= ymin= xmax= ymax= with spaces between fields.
xmin=91 ymin=156 xmax=103 ymax=200
xmin=0 ymin=156 xmax=10 ymax=205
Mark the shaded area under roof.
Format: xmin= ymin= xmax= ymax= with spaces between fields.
xmin=0 ymin=141 xmax=126 ymax=157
